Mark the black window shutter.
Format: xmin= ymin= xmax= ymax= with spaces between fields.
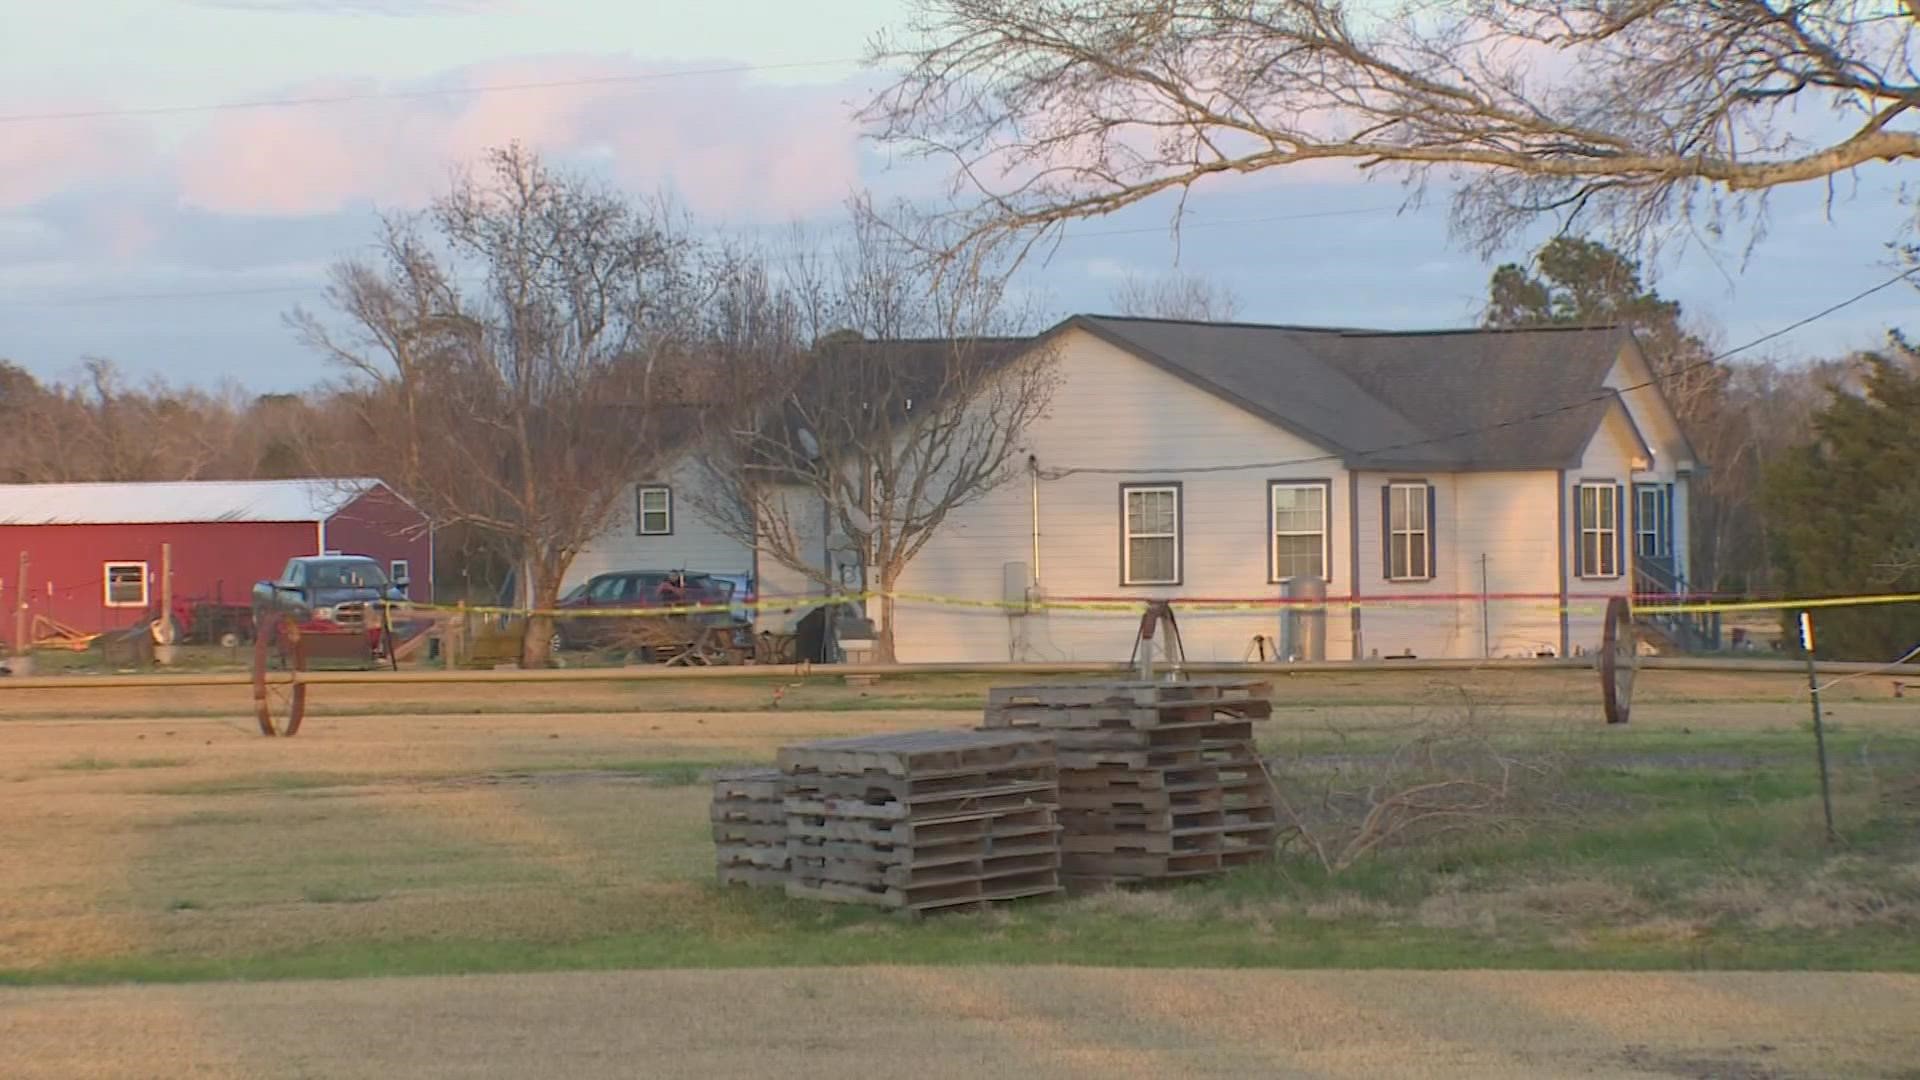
xmin=634 ymin=484 xmax=643 ymax=536
xmin=1570 ymin=483 xmax=1582 ymax=576
xmin=1615 ymin=482 xmax=1626 ymax=576
xmin=1664 ymin=483 xmax=1676 ymax=558
xmin=1629 ymin=484 xmax=1640 ymax=554
xmin=1380 ymin=485 xmax=1392 ymax=580
xmin=1424 ymin=484 xmax=1437 ymax=580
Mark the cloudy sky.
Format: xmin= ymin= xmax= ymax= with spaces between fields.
xmin=1 ymin=0 xmax=1914 ymax=391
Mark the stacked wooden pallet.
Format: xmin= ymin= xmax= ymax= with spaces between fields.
xmin=711 ymin=767 xmax=789 ymax=888
xmin=981 ymin=679 xmax=1278 ymax=887
xmin=779 ymin=729 xmax=1064 ymax=913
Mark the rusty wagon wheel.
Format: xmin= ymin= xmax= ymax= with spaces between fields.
xmin=1599 ymin=596 xmax=1637 ymax=726
xmin=252 ymin=614 xmax=308 ymax=737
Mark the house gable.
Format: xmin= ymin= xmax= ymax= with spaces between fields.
xmin=1604 ymin=337 xmax=1699 ymax=472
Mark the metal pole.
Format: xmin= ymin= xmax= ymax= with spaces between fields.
xmin=161 ymin=543 xmax=174 ymax=627
xmin=1799 ymin=611 xmax=1837 ymax=843
xmin=13 ymin=552 xmax=27 ymax=661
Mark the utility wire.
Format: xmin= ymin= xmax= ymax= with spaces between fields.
xmin=1040 ymin=264 xmax=1920 ymax=480
xmin=0 ymin=58 xmax=866 ymax=125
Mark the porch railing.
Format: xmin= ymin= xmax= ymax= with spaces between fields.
xmin=1633 ymin=557 xmax=1722 ymax=653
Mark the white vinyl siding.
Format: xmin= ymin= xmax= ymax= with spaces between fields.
xmin=104 ymin=562 xmax=147 ymax=608
xmin=1270 ymin=481 xmax=1329 ymax=581
xmin=566 ymin=458 xmax=754 ymax=603
xmin=636 ymin=486 xmax=673 ymax=536
xmin=1386 ymin=482 xmax=1431 ymax=581
xmin=1121 ymin=485 xmax=1180 ymax=585
xmin=1577 ymin=482 xmax=1621 ymax=578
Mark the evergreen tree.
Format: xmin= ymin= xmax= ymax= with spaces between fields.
xmin=1763 ymin=334 xmax=1920 ymax=660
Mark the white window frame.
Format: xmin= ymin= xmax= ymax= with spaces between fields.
xmin=636 ymin=485 xmax=673 ymax=536
xmin=1634 ymin=484 xmax=1667 ymax=560
xmin=103 ymin=562 xmax=149 ymax=608
xmin=1578 ymin=482 xmax=1621 ymax=579
xmin=1386 ymin=482 xmax=1431 ymax=582
xmin=1121 ymin=484 xmax=1181 ymax=586
xmin=1269 ymin=481 xmax=1331 ymax=583
xmin=389 ymin=559 xmax=411 ymax=584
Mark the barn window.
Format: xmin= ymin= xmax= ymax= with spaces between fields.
xmin=1121 ymin=484 xmax=1181 ymax=585
xmin=636 ymin=485 xmax=673 ymax=536
xmin=104 ymin=562 xmax=148 ymax=608
xmin=1270 ymin=481 xmax=1330 ymax=582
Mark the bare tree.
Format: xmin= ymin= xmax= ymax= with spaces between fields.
xmin=690 ymin=208 xmax=1058 ymax=662
xmin=1108 ymin=270 xmax=1242 ymax=320
xmin=0 ymin=358 xmax=257 ymax=483
xmin=869 ymin=1 xmax=1920 ymax=259
xmin=292 ymin=145 xmax=728 ymax=666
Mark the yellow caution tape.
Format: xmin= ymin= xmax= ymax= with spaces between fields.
xmin=374 ymin=588 xmax=1920 ymax=622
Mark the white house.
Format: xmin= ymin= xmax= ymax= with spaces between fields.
xmin=560 ymin=457 xmax=754 ymax=591
xmin=576 ymin=314 xmax=1698 ymax=662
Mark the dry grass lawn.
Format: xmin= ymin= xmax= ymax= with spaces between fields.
xmin=2 ymin=667 xmax=1918 ymax=1076
xmin=0 ymin=666 xmax=1914 ymax=980
xmin=3 ymin=968 xmax=1919 ymax=1079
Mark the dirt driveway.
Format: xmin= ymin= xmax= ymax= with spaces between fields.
xmin=4 ymin=967 xmax=1917 ymax=1079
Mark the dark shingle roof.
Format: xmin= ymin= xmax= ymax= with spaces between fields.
xmin=1069 ymin=316 xmax=1642 ymax=470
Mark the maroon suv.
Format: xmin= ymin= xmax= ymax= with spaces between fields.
xmin=549 ymin=571 xmax=735 ymax=653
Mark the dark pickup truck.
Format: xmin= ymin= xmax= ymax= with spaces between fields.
xmin=252 ymin=556 xmax=410 ymax=645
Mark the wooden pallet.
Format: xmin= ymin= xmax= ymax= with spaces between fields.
xmin=783 ymin=763 xmax=1058 ymax=802
xmin=777 ymin=729 xmax=1055 ymax=778
xmin=982 ymin=699 xmax=1273 ymax=730
xmin=711 ymin=767 xmax=788 ymax=887
xmin=1023 ymin=722 xmax=1257 ymax=752
xmin=785 ymin=806 xmax=1057 ymax=846
xmin=710 ymin=767 xmax=783 ymax=801
xmin=1057 ymin=786 xmax=1224 ymax=813
xmin=786 ymin=868 xmax=1062 ymax=912
xmin=791 ymin=848 xmax=1060 ymax=891
xmin=787 ymin=827 xmax=1060 ymax=868
xmin=985 ymin=679 xmax=1272 ymax=710
xmin=716 ymin=843 xmax=790 ymax=869
xmin=784 ymin=785 xmax=1056 ymax=822
xmin=710 ymin=800 xmax=787 ymax=825
xmin=711 ymin=821 xmax=787 ymax=845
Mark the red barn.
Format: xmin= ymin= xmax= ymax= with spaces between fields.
xmin=0 ymin=478 xmax=432 ymax=641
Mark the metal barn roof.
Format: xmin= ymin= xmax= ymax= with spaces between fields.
xmin=0 ymin=479 xmax=387 ymax=526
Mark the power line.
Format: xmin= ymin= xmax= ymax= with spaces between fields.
xmin=4 ymin=206 xmax=1405 ymax=309
xmin=1042 ymin=264 xmax=1920 ymax=479
xmin=0 ymin=57 xmax=866 ymax=125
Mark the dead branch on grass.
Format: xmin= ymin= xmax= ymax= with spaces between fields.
xmin=1269 ymin=684 xmax=1570 ymax=874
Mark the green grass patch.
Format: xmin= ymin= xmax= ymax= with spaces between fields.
xmin=12 ymin=719 xmax=1916 ymax=987
xmin=148 ymin=772 xmax=396 ymax=796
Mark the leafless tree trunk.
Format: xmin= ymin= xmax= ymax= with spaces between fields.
xmin=1109 ymin=271 xmax=1241 ymax=321
xmin=870 ymin=1 xmax=1920 ymax=260
xmin=690 ymin=205 xmax=1058 ymax=662
xmin=292 ymin=145 xmax=731 ymax=666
